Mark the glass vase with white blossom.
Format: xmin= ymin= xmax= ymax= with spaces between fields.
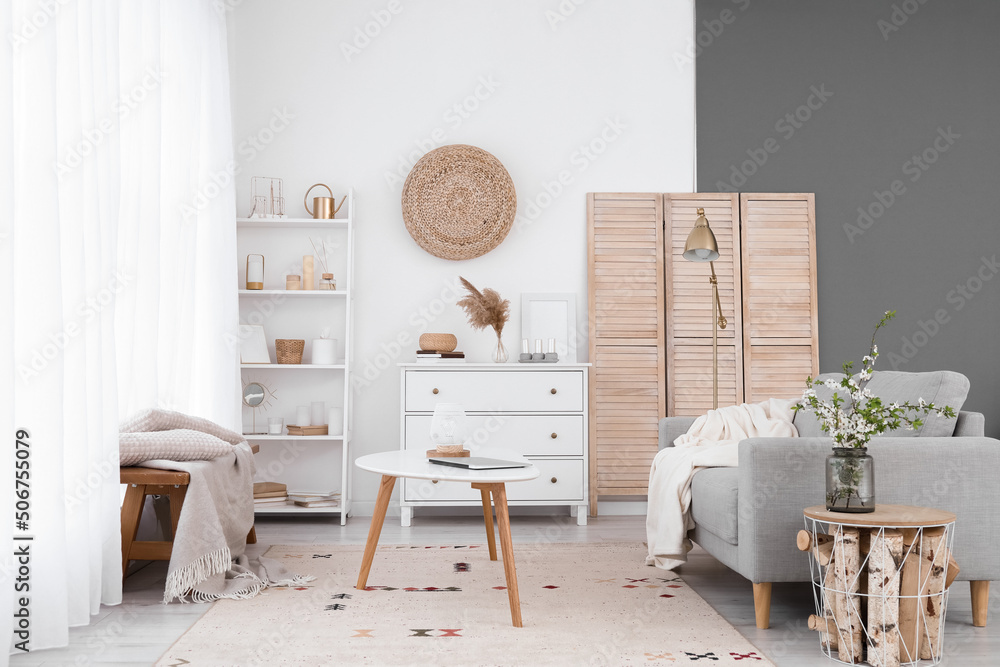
xmin=793 ymin=311 xmax=956 ymax=512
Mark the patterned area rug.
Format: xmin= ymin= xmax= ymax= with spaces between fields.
xmin=157 ymin=542 xmax=772 ymax=666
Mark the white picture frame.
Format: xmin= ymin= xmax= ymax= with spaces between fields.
xmin=239 ymin=324 xmax=271 ymax=364
xmin=520 ymin=293 xmax=578 ymax=363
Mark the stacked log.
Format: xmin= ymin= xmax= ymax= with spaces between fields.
xmin=833 ymin=526 xmax=863 ymax=663
xmin=804 ymin=521 xmax=957 ymax=665
xmin=798 ymin=530 xmax=838 ymax=653
xmin=797 ymin=529 xmax=834 ymax=566
xmin=867 ymin=529 xmax=903 ymax=667
xmin=918 ymin=527 xmax=948 ymax=661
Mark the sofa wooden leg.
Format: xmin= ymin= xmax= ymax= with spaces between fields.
xmin=753 ymin=582 xmax=772 ymax=629
xmin=971 ymin=580 xmax=989 ymax=627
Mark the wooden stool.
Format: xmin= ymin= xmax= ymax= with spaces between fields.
xmin=120 ymin=467 xmax=257 ymax=581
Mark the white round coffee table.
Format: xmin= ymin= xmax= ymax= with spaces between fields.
xmin=354 ymin=449 xmax=539 ymax=627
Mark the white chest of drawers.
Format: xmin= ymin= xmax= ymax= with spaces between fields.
xmin=398 ymin=363 xmax=590 ymax=526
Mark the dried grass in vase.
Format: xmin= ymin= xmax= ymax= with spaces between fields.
xmin=457 ymin=276 xmax=511 ymax=362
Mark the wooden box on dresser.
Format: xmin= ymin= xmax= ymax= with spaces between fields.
xmin=398 ymin=363 xmax=591 ymax=526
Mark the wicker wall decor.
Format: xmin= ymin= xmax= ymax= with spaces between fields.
xmin=401 ymin=144 xmax=517 ymax=261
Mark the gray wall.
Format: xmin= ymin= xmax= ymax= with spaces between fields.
xmin=695 ymin=0 xmax=1000 ymax=436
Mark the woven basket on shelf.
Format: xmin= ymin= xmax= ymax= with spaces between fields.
xmin=418 ymin=333 xmax=458 ymax=352
xmin=401 ymin=144 xmax=517 ymax=261
xmin=275 ymin=339 xmax=305 ymax=364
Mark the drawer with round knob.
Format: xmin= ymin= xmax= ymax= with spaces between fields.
xmin=404 ymin=415 xmax=584 ymax=456
xmin=404 ymin=370 xmax=584 ymax=413
xmin=402 ymin=459 xmax=584 ymax=503
xmin=506 ymin=459 xmax=584 ymax=501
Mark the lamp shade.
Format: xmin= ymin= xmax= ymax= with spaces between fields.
xmin=429 ymin=403 xmax=469 ymax=446
xmin=682 ymin=208 xmax=719 ymax=262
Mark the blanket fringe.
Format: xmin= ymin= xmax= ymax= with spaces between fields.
xmin=162 ymin=546 xmax=234 ymax=604
xmin=269 ymin=574 xmax=317 ymax=587
xmin=184 ymin=576 xmax=265 ymax=603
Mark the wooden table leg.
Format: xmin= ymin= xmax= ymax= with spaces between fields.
xmin=119 ymin=483 xmax=145 ymax=580
xmin=473 ymin=484 xmax=498 ymax=561
xmin=356 ymin=475 xmax=396 ymax=590
xmin=490 ymin=483 xmax=523 ymax=628
xmin=166 ymin=485 xmax=187 ymax=541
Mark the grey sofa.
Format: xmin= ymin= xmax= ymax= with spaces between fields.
xmin=657 ymin=371 xmax=999 ymax=629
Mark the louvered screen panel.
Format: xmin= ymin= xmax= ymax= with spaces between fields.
xmin=592 ymin=345 xmax=662 ymax=495
xmin=591 ymin=195 xmax=662 ymax=344
xmin=740 ymin=194 xmax=819 ymax=402
xmin=664 ymin=194 xmax=743 ymax=415
xmin=745 ymin=345 xmax=814 ymax=403
xmin=588 ymin=193 xmax=665 ymax=512
xmin=669 ymin=343 xmax=740 ymax=416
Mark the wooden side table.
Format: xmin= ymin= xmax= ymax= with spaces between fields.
xmin=354 ymin=450 xmax=539 ymax=628
xmin=801 ymin=505 xmax=957 ymax=667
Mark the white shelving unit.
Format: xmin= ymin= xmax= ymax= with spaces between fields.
xmin=236 ymin=190 xmax=355 ymax=525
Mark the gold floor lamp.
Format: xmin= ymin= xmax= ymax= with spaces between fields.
xmin=682 ymin=208 xmax=728 ymax=410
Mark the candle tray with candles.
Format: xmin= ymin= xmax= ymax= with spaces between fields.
xmin=518 ymin=354 xmax=559 ymax=363
xmin=518 ymin=337 xmax=560 ymax=362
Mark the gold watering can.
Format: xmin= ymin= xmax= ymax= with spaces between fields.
xmin=304 ymin=183 xmax=346 ymax=219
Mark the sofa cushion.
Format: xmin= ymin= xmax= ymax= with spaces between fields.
xmin=691 ymin=467 xmax=739 ymax=545
xmin=865 ymin=370 xmax=969 ymax=437
xmin=792 ymin=371 xmax=968 ymax=438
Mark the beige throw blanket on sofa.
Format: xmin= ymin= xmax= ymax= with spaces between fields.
xmin=645 ymin=399 xmax=797 ymax=570
xmin=124 ymin=411 xmax=313 ymax=602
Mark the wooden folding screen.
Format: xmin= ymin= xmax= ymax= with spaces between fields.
xmin=587 ymin=194 xmax=665 ymax=513
xmin=587 ymin=192 xmax=817 ymax=512
xmin=664 ymin=194 xmax=743 ymax=416
xmin=740 ymin=194 xmax=819 ymax=402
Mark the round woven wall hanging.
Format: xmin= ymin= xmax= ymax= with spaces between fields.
xmin=401 ymin=144 xmax=517 ymax=261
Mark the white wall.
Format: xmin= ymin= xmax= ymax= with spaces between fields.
xmin=228 ymin=0 xmax=695 ymax=514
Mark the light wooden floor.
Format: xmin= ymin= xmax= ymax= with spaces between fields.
xmin=10 ymin=513 xmax=997 ymax=666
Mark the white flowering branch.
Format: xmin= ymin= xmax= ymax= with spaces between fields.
xmin=794 ymin=310 xmax=956 ymax=449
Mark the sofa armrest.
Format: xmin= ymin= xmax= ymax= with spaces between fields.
xmin=954 ymin=411 xmax=985 ymax=437
xmin=736 ymin=436 xmax=1000 ymax=584
xmin=658 ymin=417 xmax=698 ymax=450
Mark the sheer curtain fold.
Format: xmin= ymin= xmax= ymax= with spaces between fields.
xmin=6 ymin=0 xmax=237 ymax=659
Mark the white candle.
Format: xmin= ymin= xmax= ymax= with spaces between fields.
xmin=246 ymin=255 xmax=264 ymax=288
xmin=310 ymin=401 xmax=326 ymax=426
xmin=328 ymin=407 xmax=343 ymax=436
xmin=296 ymin=405 xmax=309 ymax=427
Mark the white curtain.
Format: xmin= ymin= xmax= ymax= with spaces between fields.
xmin=3 ymin=0 xmax=238 ymax=660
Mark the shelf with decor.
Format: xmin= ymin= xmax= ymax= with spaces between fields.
xmin=240 ymin=364 xmax=346 ymax=370
xmin=244 ymin=434 xmax=344 ymax=441
xmin=252 ymin=503 xmax=343 ymax=514
xmin=238 ymin=289 xmax=348 ymax=297
xmin=237 ymin=217 xmax=351 ymax=229
xmin=237 ymin=187 xmax=355 ymax=525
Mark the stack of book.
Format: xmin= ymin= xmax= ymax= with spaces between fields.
xmin=415 ymin=349 xmax=466 ymax=363
xmin=287 ymin=490 xmax=341 ymax=508
xmin=253 ymin=481 xmax=288 ymax=507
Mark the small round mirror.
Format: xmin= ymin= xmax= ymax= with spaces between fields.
xmin=243 ymin=382 xmax=266 ymax=407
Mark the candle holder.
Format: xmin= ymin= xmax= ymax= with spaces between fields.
xmin=246 ymin=254 xmax=264 ymax=290
xmin=428 ymin=403 xmax=471 ymax=457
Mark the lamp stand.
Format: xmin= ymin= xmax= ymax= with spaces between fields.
xmin=708 ymin=262 xmax=727 ymax=410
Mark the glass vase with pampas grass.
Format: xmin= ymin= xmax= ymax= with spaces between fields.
xmin=457 ymin=276 xmax=511 ymax=363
